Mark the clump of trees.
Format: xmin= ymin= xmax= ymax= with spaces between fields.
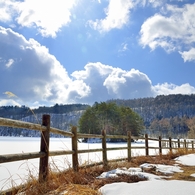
xmin=78 ymin=102 xmax=144 ymax=136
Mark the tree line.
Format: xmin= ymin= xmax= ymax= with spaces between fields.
xmin=108 ymin=94 xmax=195 ymax=138
xmin=0 ymin=104 xmax=89 ymax=119
xmin=1 ymin=94 xmax=195 ymax=138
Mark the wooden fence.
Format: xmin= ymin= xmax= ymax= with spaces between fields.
xmin=0 ymin=114 xmax=194 ymax=185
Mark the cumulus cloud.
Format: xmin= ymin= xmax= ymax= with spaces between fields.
xmin=71 ymin=62 xmax=195 ymax=103
xmin=103 ymin=68 xmax=154 ymax=99
xmin=139 ymin=3 xmax=195 ymax=61
xmin=0 ymin=0 xmax=14 ymax=22
xmin=153 ymin=83 xmax=195 ymax=95
xmin=71 ymin=63 xmax=114 ymax=102
xmin=88 ymin=0 xmax=134 ymax=33
xmin=73 ymin=63 xmax=153 ymax=102
xmin=179 ymin=48 xmax=195 ymax=62
xmin=0 ymin=0 xmax=76 ymax=37
xmin=1 ymin=27 xmax=195 ymax=107
xmin=0 ymin=26 xmax=87 ymax=107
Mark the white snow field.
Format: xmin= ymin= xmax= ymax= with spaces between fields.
xmin=0 ymin=137 xmax=195 ymax=194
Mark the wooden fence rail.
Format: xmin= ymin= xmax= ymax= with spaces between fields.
xmin=0 ymin=114 xmax=195 ymax=186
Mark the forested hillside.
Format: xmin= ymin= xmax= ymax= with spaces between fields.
xmin=0 ymin=94 xmax=195 ymax=138
xmin=0 ymin=104 xmax=89 ymax=137
xmin=0 ymin=104 xmax=89 ymax=119
xmin=108 ymin=94 xmax=195 ymax=138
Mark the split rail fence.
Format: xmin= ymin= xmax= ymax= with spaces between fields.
xmin=0 ymin=114 xmax=194 ymax=184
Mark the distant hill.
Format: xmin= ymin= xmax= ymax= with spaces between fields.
xmin=108 ymin=94 xmax=195 ymax=138
xmin=1 ymin=94 xmax=195 ymax=138
xmin=108 ymin=94 xmax=195 ymax=124
xmin=0 ymin=104 xmax=89 ymax=137
xmin=0 ymin=103 xmax=89 ymax=119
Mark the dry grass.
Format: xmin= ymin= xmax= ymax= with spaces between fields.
xmin=3 ymin=149 xmax=195 ymax=195
xmin=15 ymin=163 xmax=147 ymax=195
xmin=167 ymin=165 xmax=195 ymax=181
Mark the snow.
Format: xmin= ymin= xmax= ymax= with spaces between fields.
xmin=191 ymin=173 xmax=195 ymax=177
xmin=140 ymin=163 xmax=183 ymax=175
xmin=175 ymin=153 xmax=195 ymax=166
xmin=97 ymin=163 xmax=183 ymax=181
xmin=0 ymin=137 xmax=195 ymax=194
xmin=100 ymin=181 xmax=195 ymax=195
xmin=99 ymin=154 xmax=195 ymax=195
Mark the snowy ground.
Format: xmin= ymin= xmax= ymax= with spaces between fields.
xmin=1 ymin=137 xmax=161 ymax=190
xmin=0 ymin=137 xmax=195 ymax=194
xmin=99 ymin=153 xmax=195 ymax=195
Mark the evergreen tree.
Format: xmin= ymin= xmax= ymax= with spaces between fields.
xmin=78 ymin=102 xmax=144 ymax=136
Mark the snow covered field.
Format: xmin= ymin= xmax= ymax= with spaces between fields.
xmin=0 ymin=137 xmax=195 ymax=194
xmin=100 ymin=153 xmax=195 ymax=195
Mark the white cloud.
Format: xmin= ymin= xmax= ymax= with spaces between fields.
xmin=103 ymin=68 xmax=154 ymax=99
xmin=140 ymin=14 xmax=183 ymax=51
xmin=153 ymin=83 xmax=195 ymax=95
xmin=0 ymin=0 xmax=76 ymax=37
xmin=137 ymin=0 xmax=165 ymax=8
xmin=118 ymin=43 xmax=128 ymax=53
xmin=0 ymin=0 xmax=17 ymax=22
xmin=88 ymin=0 xmax=134 ymax=33
xmin=179 ymin=48 xmax=195 ymax=62
xmin=139 ymin=3 xmax=195 ymax=61
xmin=0 ymin=26 xmax=86 ymax=106
xmin=148 ymin=0 xmax=165 ymax=7
xmin=73 ymin=63 xmax=195 ymax=102
xmin=71 ymin=62 xmax=114 ymax=102
xmin=0 ymin=2 xmax=12 ymax=22
xmin=0 ymin=27 xmax=194 ymax=107
xmin=5 ymin=59 xmax=14 ymax=68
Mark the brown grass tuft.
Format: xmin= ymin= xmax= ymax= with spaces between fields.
xmin=166 ymin=165 xmax=195 ymax=181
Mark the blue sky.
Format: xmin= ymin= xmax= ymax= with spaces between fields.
xmin=0 ymin=0 xmax=195 ymax=108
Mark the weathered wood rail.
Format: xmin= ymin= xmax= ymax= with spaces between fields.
xmin=0 ymin=114 xmax=194 ymax=188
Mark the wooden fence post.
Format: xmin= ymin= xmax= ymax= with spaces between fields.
xmin=145 ymin=134 xmax=149 ymax=156
xmin=159 ymin=136 xmax=162 ymax=156
xmin=192 ymin=141 xmax=194 ymax=151
xmin=71 ymin=126 xmax=78 ymax=172
xmin=184 ymin=139 xmax=187 ymax=151
xmin=127 ymin=131 xmax=131 ymax=162
xmin=169 ymin=137 xmax=172 ymax=153
xmin=39 ymin=114 xmax=50 ymax=182
xmin=178 ymin=138 xmax=180 ymax=148
xmin=102 ymin=130 xmax=108 ymax=168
